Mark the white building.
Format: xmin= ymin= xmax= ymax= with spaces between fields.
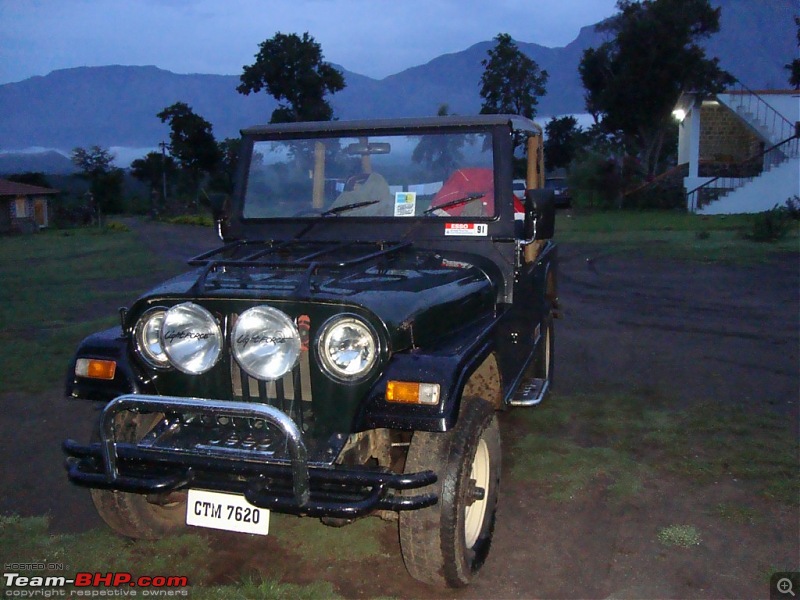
xmin=674 ymin=85 xmax=799 ymax=214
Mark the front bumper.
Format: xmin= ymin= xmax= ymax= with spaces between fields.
xmin=63 ymin=394 xmax=437 ymax=518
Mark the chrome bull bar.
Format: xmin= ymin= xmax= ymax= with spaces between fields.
xmin=97 ymin=394 xmax=310 ymax=506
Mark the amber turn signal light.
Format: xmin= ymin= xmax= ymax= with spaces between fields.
xmin=386 ymin=381 xmax=440 ymax=405
xmin=75 ymin=358 xmax=117 ymax=380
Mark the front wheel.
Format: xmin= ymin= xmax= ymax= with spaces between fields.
xmin=399 ymin=396 xmax=501 ymax=587
xmin=90 ymin=411 xmax=186 ymax=540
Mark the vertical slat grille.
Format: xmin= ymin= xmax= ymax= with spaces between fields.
xmin=230 ymin=312 xmax=313 ymax=432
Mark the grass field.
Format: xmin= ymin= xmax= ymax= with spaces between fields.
xmin=0 ymin=515 xmax=344 ymax=599
xmin=509 ymin=393 xmax=799 ymax=506
xmin=557 ymin=210 xmax=800 ymax=263
xmin=0 ymin=227 xmax=184 ymax=394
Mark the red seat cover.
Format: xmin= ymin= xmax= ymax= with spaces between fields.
xmin=431 ymin=168 xmax=495 ymax=216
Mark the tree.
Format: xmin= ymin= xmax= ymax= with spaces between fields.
xmin=130 ymin=151 xmax=178 ymax=209
xmin=237 ymin=32 xmax=345 ymax=123
xmin=579 ymin=0 xmax=732 ymax=177
xmin=785 ymin=16 xmax=800 ymax=90
xmin=71 ymin=145 xmax=124 ymax=216
xmin=544 ymin=116 xmax=584 ymax=171
xmin=209 ymin=137 xmax=242 ymax=194
xmin=157 ymin=102 xmax=220 ymax=202
xmin=412 ymin=105 xmax=473 ymax=179
xmin=72 ymin=145 xmax=115 ymax=177
xmin=578 ymin=45 xmax=613 ymax=125
xmin=479 ymin=33 xmax=548 ymax=121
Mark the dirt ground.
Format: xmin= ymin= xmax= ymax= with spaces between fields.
xmin=1 ymin=219 xmax=797 ymax=599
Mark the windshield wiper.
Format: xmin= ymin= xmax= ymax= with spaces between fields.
xmin=422 ymin=192 xmax=485 ymax=215
xmin=321 ymin=200 xmax=379 ymax=216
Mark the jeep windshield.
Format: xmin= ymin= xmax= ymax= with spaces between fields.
xmin=242 ymin=131 xmax=496 ymax=219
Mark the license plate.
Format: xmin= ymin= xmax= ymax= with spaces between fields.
xmin=186 ymin=489 xmax=270 ymax=535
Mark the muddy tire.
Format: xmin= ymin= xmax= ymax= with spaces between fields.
xmin=399 ymin=396 xmax=501 ymax=587
xmin=90 ymin=411 xmax=186 ymax=540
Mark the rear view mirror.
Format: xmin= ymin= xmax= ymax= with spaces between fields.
xmin=344 ymin=142 xmax=391 ymax=156
xmin=524 ymin=189 xmax=555 ymax=241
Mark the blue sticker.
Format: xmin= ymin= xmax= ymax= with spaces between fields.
xmin=394 ymin=192 xmax=417 ymax=217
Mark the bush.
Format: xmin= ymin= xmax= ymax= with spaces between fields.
xmin=567 ymin=152 xmax=624 ymax=209
xmin=161 ymin=214 xmax=214 ymax=227
xmin=50 ymin=196 xmax=95 ymax=228
xmin=623 ymin=184 xmax=686 ymax=211
xmin=784 ymin=196 xmax=800 ymax=220
xmin=105 ymin=221 xmax=130 ymax=233
xmin=124 ymin=194 xmax=153 ymax=216
xmin=744 ymin=205 xmax=793 ymax=243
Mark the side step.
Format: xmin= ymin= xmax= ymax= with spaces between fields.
xmin=509 ymin=377 xmax=549 ymax=407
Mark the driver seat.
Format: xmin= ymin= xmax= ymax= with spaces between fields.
xmin=328 ymin=172 xmax=394 ymax=216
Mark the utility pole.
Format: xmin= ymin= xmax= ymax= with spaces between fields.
xmin=159 ymin=141 xmax=169 ymax=212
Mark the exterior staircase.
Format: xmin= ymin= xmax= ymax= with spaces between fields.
xmin=694 ymin=154 xmax=799 ymax=215
xmin=687 ymin=82 xmax=799 ymax=214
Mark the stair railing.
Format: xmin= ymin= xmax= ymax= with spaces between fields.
xmin=723 ymin=79 xmax=797 ymax=145
xmin=686 ymin=134 xmax=799 ymax=212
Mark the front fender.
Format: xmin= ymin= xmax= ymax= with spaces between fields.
xmin=354 ymin=314 xmax=499 ymax=433
xmin=65 ymin=327 xmax=154 ymax=401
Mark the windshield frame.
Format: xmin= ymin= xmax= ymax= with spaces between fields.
xmin=240 ymin=127 xmax=498 ymax=223
xmin=228 ymin=118 xmax=522 ymax=244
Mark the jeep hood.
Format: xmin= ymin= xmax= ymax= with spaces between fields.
xmin=138 ymin=242 xmax=498 ymax=350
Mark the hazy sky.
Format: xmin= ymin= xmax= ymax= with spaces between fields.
xmin=0 ymin=0 xmax=619 ymax=85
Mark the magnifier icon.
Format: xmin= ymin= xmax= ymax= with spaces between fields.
xmin=778 ymin=578 xmax=796 ymax=597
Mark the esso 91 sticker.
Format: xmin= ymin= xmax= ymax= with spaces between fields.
xmin=444 ymin=223 xmax=488 ymax=237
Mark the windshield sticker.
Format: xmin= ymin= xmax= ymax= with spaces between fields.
xmin=444 ymin=223 xmax=488 ymax=237
xmin=394 ymin=192 xmax=416 ymax=217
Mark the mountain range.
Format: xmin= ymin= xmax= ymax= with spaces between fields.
xmin=0 ymin=0 xmax=795 ymax=172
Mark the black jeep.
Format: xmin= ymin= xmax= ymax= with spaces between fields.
xmin=63 ymin=115 xmax=558 ymax=588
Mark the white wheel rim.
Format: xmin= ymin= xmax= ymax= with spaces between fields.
xmin=464 ymin=438 xmax=490 ymax=548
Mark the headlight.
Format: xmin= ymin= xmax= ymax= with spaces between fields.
xmin=161 ymin=302 xmax=222 ymax=374
xmin=133 ymin=307 xmax=170 ymax=369
xmin=316 ymin=315 xmax=380 ymax=382
xmin=231 ymin=306 xmax=301 ymax=380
